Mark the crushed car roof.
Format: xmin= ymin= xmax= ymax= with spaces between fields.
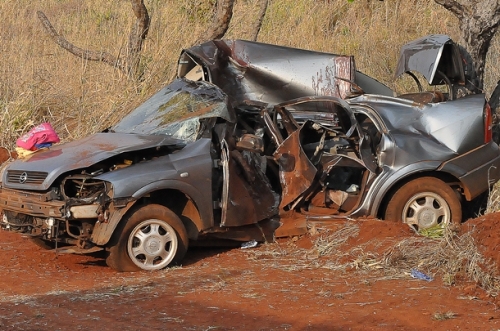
xmin=178 ymin=39 xmax=395 ymax=105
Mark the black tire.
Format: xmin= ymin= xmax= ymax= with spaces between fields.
xmin=106 ymin=204 xmax=189 ymax=272
xmin=384 ymin=177 xmax=462 ymax=230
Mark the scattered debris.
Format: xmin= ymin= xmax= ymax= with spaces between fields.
xmin=241 ymin=240 xmax=258 ymax=249
xmin=410 ymin=269 xmax=433 ymax=282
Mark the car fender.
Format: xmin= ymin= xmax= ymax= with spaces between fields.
xmin=438 ymin=141 xmax=500 ymax=200
xmin=91 ymin=179 xmax=214 ymax=246
xmin=131 ymin=179 xmax=214 ymax=231
xmin=354 ymin=161 xmax=443 ymax=217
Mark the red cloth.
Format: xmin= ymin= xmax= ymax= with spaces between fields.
xmin=16 ymin=123 xmax=60 ymax=151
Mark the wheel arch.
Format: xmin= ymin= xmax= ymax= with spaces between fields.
xmin=131 ymin=180 xmax=214 ymax=236
xmin=132 ymin=188 xmax=207 ymax=240
xmin=93 ymin=181 xmax=214 ymax=246
xmin=376 ymin=170 xmax=463 ymax=220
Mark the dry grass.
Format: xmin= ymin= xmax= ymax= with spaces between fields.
xmin=245 ymin=222 xmax=500 ymax=296
xmin=380 ymin=229 xmax=500 ymax=294
xmin=486 ymin=180 xmax=500 ymax=214
xmin=312 ymin=222 xmax=359 ymax=257
xmin=432 ymin=311 xmax=458 ymax=321
xmin=2 ymin=0 xmax=499 ymax=149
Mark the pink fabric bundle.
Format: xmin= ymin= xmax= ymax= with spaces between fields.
xmin=16 ymin=123 xmax=60 ymax=151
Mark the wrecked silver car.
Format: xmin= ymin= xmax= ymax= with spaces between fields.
xmin=0 ymin=78 xmax=280 ymax=271
xmin=179 ymin=36 xmax=500 ymax=231
xmin=1 ymin=35 xmax=500 ymax=271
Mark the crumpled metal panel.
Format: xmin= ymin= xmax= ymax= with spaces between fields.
xmin=2 ymin=133 xmax=182 ymax=191
xmin=394 ymin=34 xmax=465 ymax=85
xmin=352 ymin=93 xmax=486 ymax=158
xmin=0 ymin=187 xmax=65 ymax=218
xmin=273 ymin=126 xmax=318 ymax=210
xmin=97 ymin=138 xmax=214 ymax=200
xmin=267 ymin=96 xmax=376 ymax=210
xmin=179 ymin=40 xmax=394 ymax=104
xmin=220 ymin=140 xmax=279 ymax=226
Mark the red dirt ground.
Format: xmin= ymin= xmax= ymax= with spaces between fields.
xmin=1 ymin=216 xmax=500 ymax=330
xmin=463 ymin=213 xmax=500 ymax=274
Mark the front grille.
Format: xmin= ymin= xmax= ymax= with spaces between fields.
xmin=7 ymin=170 xmax=48 ymax=185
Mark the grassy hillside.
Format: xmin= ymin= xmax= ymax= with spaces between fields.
xmin=1 ymin=0 xmax=500 ymax=146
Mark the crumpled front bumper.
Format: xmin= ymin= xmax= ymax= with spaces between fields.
xmin=0 ymin=186 xmax=65 ymax=219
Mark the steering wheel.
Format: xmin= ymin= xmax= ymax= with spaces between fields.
xmin=436 ymin=70 xmax=454 ymax=100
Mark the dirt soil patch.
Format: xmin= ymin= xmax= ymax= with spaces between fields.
xmin=1 ymin=216 xmax=500 ymax=330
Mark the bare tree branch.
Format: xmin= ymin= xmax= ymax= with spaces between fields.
xmin=37 ymin=11 xmax=126 ymax=73
xmin=250 ymin=0 xmax=269 ymax=41
xmin=196 ymin=0 xmax=235 ymax=44
xmin=37 ymin=0 xmax=151 ymax=78
xmin=434 ymin=0 xmax=468 ymax=19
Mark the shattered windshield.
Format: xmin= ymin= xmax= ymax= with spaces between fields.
xmin=112 ymin=78 xmax=235 ymax=142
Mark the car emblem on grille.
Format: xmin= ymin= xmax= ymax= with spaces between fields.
xmin=19 ymin=172 xmax=28 ymax=184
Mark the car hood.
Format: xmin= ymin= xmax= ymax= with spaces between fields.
xmin=2 ymin=133 xmax=185 ymax=190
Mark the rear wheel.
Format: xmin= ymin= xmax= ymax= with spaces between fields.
xmin=106 ymin=204 xmax=188 ymax=272
xmin=384 ymin=177 xmax=462 ymax=230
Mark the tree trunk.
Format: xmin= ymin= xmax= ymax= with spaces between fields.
xmin=37 ymin=11 xmax=126 ymax=73
xmin=250 ymin=0 xmax=269 ymax=41
xmin=127 ymin=0 xmax=151 ymax=77
xmin=195 ymin=0 xmax=236 ymax=44
xmin=435 ymin=0 xmax=500 ymax=90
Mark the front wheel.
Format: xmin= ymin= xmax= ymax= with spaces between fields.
xmin=106 ymin=204 xmax=189 ymax=272
xmin=384 ymin=177 xmax=462 ymax=230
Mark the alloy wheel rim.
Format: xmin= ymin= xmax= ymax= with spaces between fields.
xmin=127 ymin=219 xmax=178 ymax=270
xmin=402 ymin=192 xmax=451 ymax=230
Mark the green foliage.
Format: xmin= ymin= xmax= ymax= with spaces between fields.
xmin=418 ymin=224 xmax=444 ymax=238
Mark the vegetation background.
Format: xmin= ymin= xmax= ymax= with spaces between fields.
xmin=2 ymin=0 xmax=500 ymax=147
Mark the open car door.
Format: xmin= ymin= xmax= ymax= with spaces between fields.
xmin=265 ymin=97 xmax=379 ymax=213
xmin=220 ymin=139 xmax=279 ymax=227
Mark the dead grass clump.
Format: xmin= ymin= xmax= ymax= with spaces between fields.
xmin=486 ymin=179 xmax=500 ymax=214
xmin=305 ymin=222 xmax=500 ymax=294
xmin=311 ymin=221 xmax=359 ymax=257
xmin=372 ymin=228 xmax=499 ymax=294
xmin=349 ymin=248 xmax=383 ymax=271
xmin=432 ymin=311 xmax=457 ymax=321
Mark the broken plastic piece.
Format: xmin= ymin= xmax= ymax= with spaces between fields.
xmin=410 ymin=269 xmax=433 ymax=282
xmin=241 ymin=239 xmax=258 ymax=249
xmin=346 ymin=184 xmax=359 ymax=193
